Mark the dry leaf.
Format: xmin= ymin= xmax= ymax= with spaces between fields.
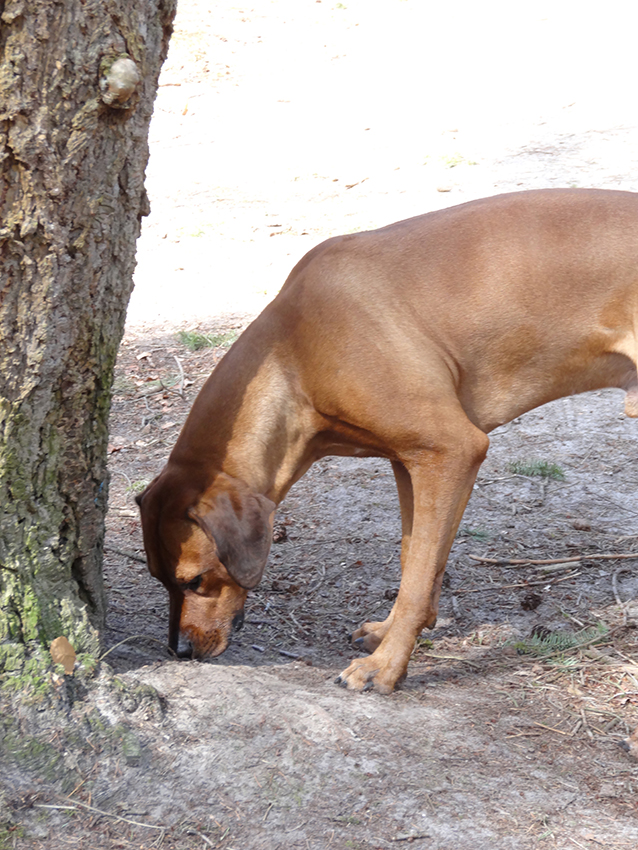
xmin=50 ymin=636 xmax=76 ymax=675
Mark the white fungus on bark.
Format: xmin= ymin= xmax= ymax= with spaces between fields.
xmin=100 ymin=56 xmax=141 ymax=107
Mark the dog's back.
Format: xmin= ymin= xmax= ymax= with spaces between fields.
xmin=271 ymin=188 xmax=638 ymax=433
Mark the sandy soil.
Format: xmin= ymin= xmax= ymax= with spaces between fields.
xmin=8 ymin=2 xmax=638 ymax=848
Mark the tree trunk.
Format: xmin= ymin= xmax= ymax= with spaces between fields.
xmin=0 ymin=0 xmax=176 ymax=668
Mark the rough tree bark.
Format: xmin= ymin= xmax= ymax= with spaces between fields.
xmin=0 ymin=0 xmax=176 ymax=669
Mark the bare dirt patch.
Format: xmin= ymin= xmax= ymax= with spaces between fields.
xmin=98 ymin=340 xmax=638 ymax=850
xmin=5 ymin=2 xmax=638 ymax=848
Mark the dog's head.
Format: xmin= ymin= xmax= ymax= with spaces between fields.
xmin=136 ymin=469 xmax=275 ymax=658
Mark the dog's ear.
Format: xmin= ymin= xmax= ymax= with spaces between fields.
xmin=188 ymin=479 xmax=275 ymax=590
xmin=135 ymin=477 xmax=162 ymax=577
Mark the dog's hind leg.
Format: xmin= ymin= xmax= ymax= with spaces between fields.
xmin=625 ymin=376 xmax=638 ymax=417
xmin=337 ymin=409 xmax=489 ymax=693
xmin=351 ymin=460 xmax=414 ymax=653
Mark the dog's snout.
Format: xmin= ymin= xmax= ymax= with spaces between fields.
xmin=232 ymin=610 xmax=245 ymax=632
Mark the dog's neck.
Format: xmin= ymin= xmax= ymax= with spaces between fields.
xmin=223 ymin=354 xmax=321 ymax=502
xmin=171 ymin=337 xmax=320 ymax=504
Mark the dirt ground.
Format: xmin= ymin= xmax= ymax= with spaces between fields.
xmin=7 ymin=2 xmax=638 ymax=848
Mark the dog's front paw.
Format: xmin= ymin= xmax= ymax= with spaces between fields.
xmin=335 ymin=654 xmax=406 ymax=695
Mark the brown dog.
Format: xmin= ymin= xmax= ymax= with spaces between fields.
xmin=137 ymin=188 xmax=638 ymax=693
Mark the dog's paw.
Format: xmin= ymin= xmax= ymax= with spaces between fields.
xmin=350 ymin=618 xmax=392 ymax=653
xmin=335 ymin=655 xmax=405 ymax=695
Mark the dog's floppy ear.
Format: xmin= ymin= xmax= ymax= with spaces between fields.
xmin=188 ymin=478 xmax=275 ymax=590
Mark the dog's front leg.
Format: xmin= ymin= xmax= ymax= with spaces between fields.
xmin=336 ymin=422 xmax=489 ymax=694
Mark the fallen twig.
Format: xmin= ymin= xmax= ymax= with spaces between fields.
xmin=172 ymin=355 xmax=185 ymax=398
xmin=417 ymin=651 xmax=479 ymax=668
xmin=111 ymin=469 xmax=132 ymax=488
xmin=110 ymin=508 xmax=138 ymax=518
xmin=537 ymin=563 xmax=582 ymax=574
xmin=455 ymin=571 xmax=581 ymax=593
xmin=192 ymin=830 xmax=215 ymax=848
xmin=138 ymin=380 xmax=178 ymax=398
xmin=100 ymin=635 xmax=174 ymax=661
xmin=580 ymin=708 xmax=594 ymax=740
xmin=533 ymin=720 xmax=568 ymax=735
xmin=36 ymin=800 xmax=164 ymax=831
xmin=287 ymin=609 xmax=310 ymax=633
xmin=470 ymin=554 xmax=581 ymax=566
xmin=615 ymin=648 xmax=638 ymax=668
xmin=470 ymin=552 xmax=638 ymax=567
xmin=392 ymin=833 xmax=431 ymax=843
xmin=105 ymin=546 xmax=146 ymax=564
xmin=35 ymin=804 xmax=77 ymax=811
xmin=505 ymin=730 xmax=542 ymax=739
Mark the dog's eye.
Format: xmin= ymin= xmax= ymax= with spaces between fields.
xmin=181 ymin=575 xmax=203 ymax=593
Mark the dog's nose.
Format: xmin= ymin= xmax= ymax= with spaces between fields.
xmin=232 ymin=610 xmax=245 ymax=632
xmin=175 ymin=636 xmax=193 ymax=659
